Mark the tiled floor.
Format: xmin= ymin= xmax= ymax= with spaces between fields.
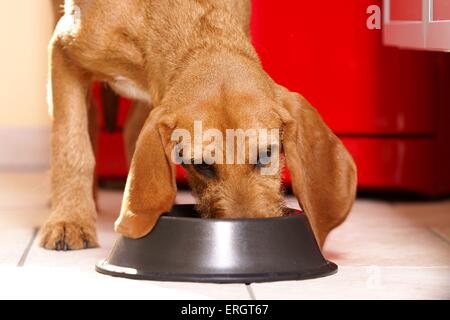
xmin=0 ymin=171 xmax=449 ymax=299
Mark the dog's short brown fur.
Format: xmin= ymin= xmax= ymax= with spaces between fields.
xmin=41 ymin=0 xmax=357 ymax=251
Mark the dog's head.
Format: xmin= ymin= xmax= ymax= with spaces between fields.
xmin=115 ymin=62 xmax=356 ymax=247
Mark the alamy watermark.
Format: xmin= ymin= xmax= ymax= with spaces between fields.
xmin=170 ymin=121 xmax=280 ymax=176
xmin=367 ymin=4 xmax=381 ymax=30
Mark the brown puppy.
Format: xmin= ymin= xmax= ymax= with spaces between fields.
xmin=41 ymin=0 xmax=357 ymax=251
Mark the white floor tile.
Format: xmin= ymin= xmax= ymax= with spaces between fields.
xmin=20 ymin=191 xmax=250 ymax=299
xmin=430 ymin=226 xmax=450 ymax=244
xmin=0 ymin=209 xmax=49 ymax=228
xmin=324 ymin=225 xmax=450 ymax=267
xmin=250 ymin=267 xmax=450 ymax=300
xmin=286 ymin=196 xmax=450 ymax=267
xmin=391 ymin=201 xmax=450 ymax=227
xmin=25 ymin=213 xmax=118 ymax=272
xmin=0 ymin=227 xmax=35 ymax=266
xmin=1 ymin=171 xmax=450 ymax=299
xmin=0 ymin=171 xmax=50 ymax=211
xmin=0 ymin=266 xmax=250 ymax=300
xmin=24 ymin=231 xmax=250 ymax=300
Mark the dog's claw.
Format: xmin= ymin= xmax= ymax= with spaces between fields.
xmin=40 ymin=219 xmax=99 ymax=251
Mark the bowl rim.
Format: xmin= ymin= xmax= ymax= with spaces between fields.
xmin=96 ymin=259 xmax=337 ymax=284
xmin=160 ymin=204 xmax=303 ymax=223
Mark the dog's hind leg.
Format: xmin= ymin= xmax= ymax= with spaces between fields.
xmin=40 ymin=41 xmax=98 ymax=251
xmin=87 ymin=89 xmax=100 ymax=206
xmin=123 ymin=101 xmax=151 ymax=166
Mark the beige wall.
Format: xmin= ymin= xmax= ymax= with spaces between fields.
xmin=0 ymin=0 xmax=54 ymax=127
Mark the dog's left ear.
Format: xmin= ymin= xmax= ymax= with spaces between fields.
xmin=115 ymin=107 xmax=177 ymax=239
xmin=275 ymin=85 xmax=357 ymax=248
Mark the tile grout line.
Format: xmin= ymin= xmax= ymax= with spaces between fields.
xmin=17 ymin=227 xmax=39 ymax=267
xmin=245 ymin=284 xmax=256 ymax=300
xmin=428 ymin=227 xmax=450 ymax=246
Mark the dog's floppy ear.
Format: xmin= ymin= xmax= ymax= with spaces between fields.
xmin=115 ymin=107 xmax=177 ymax=239
xmin=276 ymin=86 xmax=357 ymax=248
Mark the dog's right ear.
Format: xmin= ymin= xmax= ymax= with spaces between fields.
xmin=275 ymin=85 xmax=357 ymax=248
xmin=115 ymin=107 xmax=177 ymax=239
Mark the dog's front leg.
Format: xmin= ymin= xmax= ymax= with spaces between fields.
xmin=40 ymin=42 xmax=98 ymax=250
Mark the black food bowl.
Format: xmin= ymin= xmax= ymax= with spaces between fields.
xmin=96 ymin=204 xmax=337 ymax=283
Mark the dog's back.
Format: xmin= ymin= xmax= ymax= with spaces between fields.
xmin=52 ymin=0 xmax=251 ymax=30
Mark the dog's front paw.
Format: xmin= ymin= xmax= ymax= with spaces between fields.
xmin=39 ymin=217 xmax=98 ymax=251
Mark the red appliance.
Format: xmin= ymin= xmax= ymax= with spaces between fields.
xmin=95 ymin=0 xmax=450 ymax=196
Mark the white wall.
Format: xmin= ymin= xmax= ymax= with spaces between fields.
xmin=0 ymin=1 xmax=55 ymax=168
xmin=0 ymin=0 xmax=54 ymax=127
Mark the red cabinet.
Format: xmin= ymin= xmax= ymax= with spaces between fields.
xmin=251 ymin=0 xmax=436 ymax=135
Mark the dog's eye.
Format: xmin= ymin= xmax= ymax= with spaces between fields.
xmin=193 ymin=163 xmax=216 ymax=178
xmin=255 ymin=148 xmax=272 ymax=168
